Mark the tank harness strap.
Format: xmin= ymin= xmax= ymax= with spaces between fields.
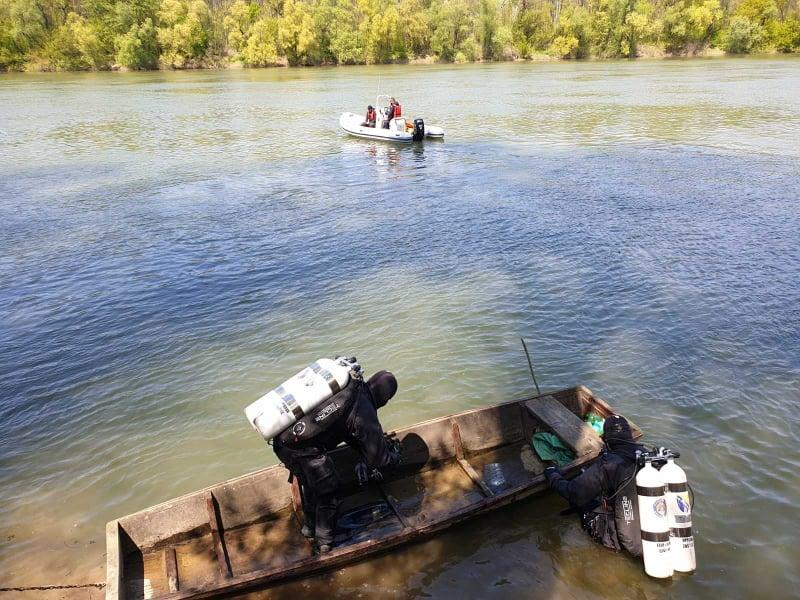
xmin=310 ymin=362 xmax=342 ymax=395
xmin=636 ymin=484 xmax=665 ymax=496
xmin=641 ymin=530 xmax=671 ymax=543
xmin=277 ymin=385 xmax=304 ymax=420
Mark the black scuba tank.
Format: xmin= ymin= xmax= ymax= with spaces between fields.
xmin=412 ymin=118 xmax=425 ymax=141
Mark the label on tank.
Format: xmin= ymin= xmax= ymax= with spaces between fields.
xmin=653 ymin=498 xmax=667 ymax=518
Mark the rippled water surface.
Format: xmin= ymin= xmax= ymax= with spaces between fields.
xmin=1 ymin=57 xmax=799 ymax=598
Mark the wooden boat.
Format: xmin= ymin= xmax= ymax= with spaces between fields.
xmin=106 ymin=386 xmax=641 ymax=599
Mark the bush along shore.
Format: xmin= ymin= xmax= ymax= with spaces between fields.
xmin=1 ymin=0 xmax=799 ymax=71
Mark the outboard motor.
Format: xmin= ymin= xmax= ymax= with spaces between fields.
xmin=412 ymin=118 xmax=425 ymax=142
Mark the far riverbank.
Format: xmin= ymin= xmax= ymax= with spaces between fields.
xmin=3 ymin=0 xmax=799 ymax=74
xmin=6 ymin=47 xmax=800 ymax=75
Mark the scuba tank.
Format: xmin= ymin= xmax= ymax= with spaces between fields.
xmin=636 ymin=460 xmax=673 ymax=578
xmin=245 ymin=357 xmax=360 ymax=441
xmin=661 ymin=456 xmax=696 ymax=572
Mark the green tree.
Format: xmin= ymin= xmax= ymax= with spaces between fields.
xmin=157 ymin=0 xmax=211 ymax=67
xmin=719 ymin=0 xmax=779 ymax=52
xmin=223 ymin=0 xmax=259 ymax=53
xmin=478 ymin=0 xmax=500 ymax=58
xmin=115 ymin=0 xmax=160 ymax=33
xmin=429 ymin=0 xmax=475 ymax=61
xmin=662 ymin=0 xmax=722 ymax=53
xmin=512 ymin=6 xmax=554 ymax=57
xmin=722 ymin=13 xmax=761 ymax=50
xmin=38 ymin=12 xmax=108 ymax=69
xmin=277 ymin=0 xmax=316 ymax=65
xmin=0 ymin=0 xmax=67 ymax=69
xmin=115 ymin=17 xmax=158 ymax=68
xmin=398 ymin=0 xmax=429 ymax=57
xmin=772 ymin=16 xmax=800 ymax=50
xmin=328 ymin=0 xmax=365 ymax=63
xmin=624 ymin=0 xmax=655 ymax=53
xmin=240 ymin=17 xmax=279 ymax=64
xmin=735 ymin=0 xmax=778 ymax=26
xmin=364 ymin=4 xmax=402 ymax=62
xmin=589 ymin=0 xmax=652 ymax=56
xmin=548 ymin=5 xmax=591 ymax=57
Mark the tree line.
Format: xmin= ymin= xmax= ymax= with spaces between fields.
xmin=1 ymin=0 xmax=798 ymax=71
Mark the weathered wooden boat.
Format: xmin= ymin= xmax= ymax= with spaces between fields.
xmin=106 ymin=386 xmax=641 ymax=599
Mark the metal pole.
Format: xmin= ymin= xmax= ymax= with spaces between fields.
xmin=520 ymin=337 xmax=541 ymax=396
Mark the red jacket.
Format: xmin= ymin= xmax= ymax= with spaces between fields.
xmin=393 ymin=103 xmax=401 ymax=118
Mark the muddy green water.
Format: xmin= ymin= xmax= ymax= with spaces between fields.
xmin=1 ymin=56 xmax=799 ymax=598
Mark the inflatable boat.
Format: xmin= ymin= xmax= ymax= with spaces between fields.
xmin=340 ymin=95 xmax=444 ymax=143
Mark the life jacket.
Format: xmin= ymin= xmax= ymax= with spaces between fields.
xmin=393 ymin=104 xmax=401 ymax=118
xmin=274 ymin=378 xmax=363 ymax=448
xmin=367 ymin=109 xmax=375 ymax=121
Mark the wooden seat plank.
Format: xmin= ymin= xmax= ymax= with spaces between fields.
xmin=457 ymin=458 xmax=495 ymax=497
xmin=524 ymin=396 xmax=603 ymax=457
xmin=451 ymin=420 xmax=495 ymax=497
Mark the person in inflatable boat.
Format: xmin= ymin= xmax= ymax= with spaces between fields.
xmin=273 ymin=368 xmax=401 ymax=554
xmin=544 ymin=415 xmax=646 ymax=557
xmin=362 ymin=105 xmax=376 ymax=127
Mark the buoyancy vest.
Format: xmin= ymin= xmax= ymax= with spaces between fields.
xmin=612 ymin=463 xmax=642 ymax=557
xmin=275 ymin=378 xmax=362 ymax=448
xmin=579 ymin=452 xmax=643 ymax=557
xmin=393 ymin=104 xmax=401 ymax=117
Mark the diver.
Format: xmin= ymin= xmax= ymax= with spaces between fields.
xmin=544 ymin=415 xmax=645 ymax=557
xmin=273 ymin=368 xmax=401 ymax=554
xmin=362 ymin=105 xmax=376 ymax=127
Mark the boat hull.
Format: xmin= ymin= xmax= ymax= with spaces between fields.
xmin=339 ymin=112 xmax=413 ymax=143
xmin=425 ymin=125 xmax=445 ymax=138
xmin=106 ymin=386 xmax=640 ymax=599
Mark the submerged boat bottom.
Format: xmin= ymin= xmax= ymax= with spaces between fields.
xmin=122 ymin=446 xmax=547 ymax=599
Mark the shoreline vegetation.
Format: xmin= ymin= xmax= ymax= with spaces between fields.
xmin=1 ymin=0 xmax=799 ymax=72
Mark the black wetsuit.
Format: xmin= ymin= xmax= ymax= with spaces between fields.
xmin=547 ymin=440 xmax=645 ymax=556
xmin=273 ymin=377 xmax=398 ymax=546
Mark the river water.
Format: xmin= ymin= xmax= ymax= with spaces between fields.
xmin=1 ymin=57 xmax=799 ymax=598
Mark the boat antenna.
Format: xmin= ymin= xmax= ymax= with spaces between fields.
xmin=520 ymin=337 xmax=541 ymax=396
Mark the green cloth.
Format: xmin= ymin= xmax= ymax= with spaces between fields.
xmin=532 ymin=432 xmax=576 ymax=466
xmin=585 ymin=413 xmax=605 ymax=436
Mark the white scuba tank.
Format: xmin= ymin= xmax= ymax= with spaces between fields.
xmin=636 ymin=461 xmax=673 ymax=578
xmin=245 ymin=357 xmax=357 ymax=441
xmin=661 ymin=458 xmax=696 ymax=572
